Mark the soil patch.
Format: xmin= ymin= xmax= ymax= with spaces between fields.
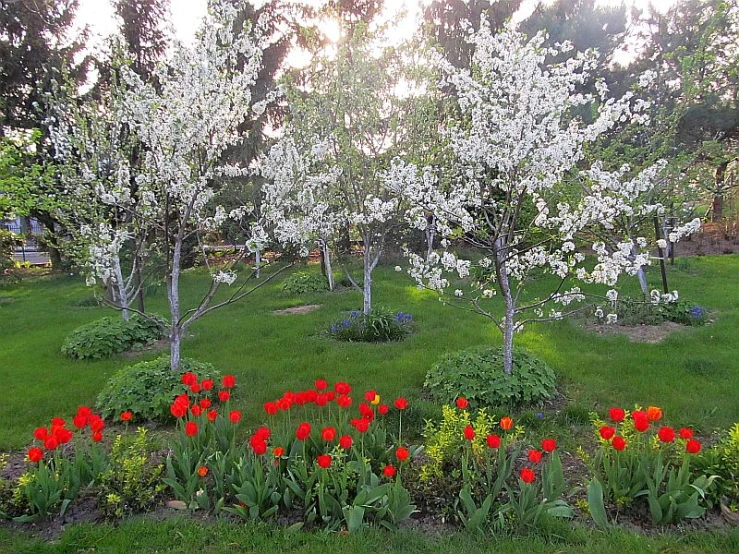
xmin=122 ymin=337 xmax=170 ymax=358
xmin=273 ymin=304 xmax=321 ymax=315
xmin=581 ymin=321 xmax=689 ymax=343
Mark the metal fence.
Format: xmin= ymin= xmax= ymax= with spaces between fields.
xmin=1 ymin=220 xmax=45 ymax=236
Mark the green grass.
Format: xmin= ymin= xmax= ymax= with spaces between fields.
xmin=0 ymin=518 xmax=737 ymax=554
xmin=1 ymin=256 xmax=739 ymax=450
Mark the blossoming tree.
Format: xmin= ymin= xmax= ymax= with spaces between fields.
xmin=264 ymin=21 xmax=433 ymax=315
xmin=387 ymin=22 xmax=670 ymax=375
xmin=60 ymin=1 xmax=301 ymax=370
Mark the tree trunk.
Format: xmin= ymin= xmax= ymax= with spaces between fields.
xmin=362 ymin=232 xmax=372 ymax=315
xmin=425 ymin=215 xmax=435 ymax=261
xmin=113 ymin=255 xmax=130 ymax=321
xmin=134 ymin=263 xmax=145 ymax=313
xmin=712 ymin=194 xmax=724 ymax=221
xmin=321 ymin=240 xmax=335 ymax=291
xmin=170 ymin=328 xmax=182 ymax=374
xmin=628 ymin=242 xmax=649 ymax=300
xmin=255 ymin=249 xmax=262 ymax=279
xmin=495 ymin=237 xmax=514 ymax=376
xmin=168 ymin=236 xmax=183 ymax=372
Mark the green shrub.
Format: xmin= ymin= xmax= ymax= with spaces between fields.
xmin=329 ymin=307 xmax=413 ymax=342
xmin=61 ymin=314 xmax=167 ymax=359
xmin=96 ymin=356 xmax=221 ymax=422
xmin=424 ymin=346 xmax=556 ymax=409
xmin=281 ymin=271 xmax=329 ymax=294
xmin=99 ymin=428 xmax=166 ymax=518
xmin=597 ymin=297 xmax=708 ymax=326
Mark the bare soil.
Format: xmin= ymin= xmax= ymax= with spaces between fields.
xmin=581 ymin=321 xmax=689 ymax=343
xmin=272 ymin=304 xmax=321 ymax=315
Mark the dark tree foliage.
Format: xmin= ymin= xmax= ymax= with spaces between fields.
xmin=629 ymin=0 xmax=739 ymax=218
xmin=327 ymin=0 xmax=384 ymax=29
xmin=0 ymin=0 xmax=87 ymax=135
xmin=522 ymin=0 xmax=627 ymax=63
xmin=424 ymin=0 xmax=521 ymax=69
xmin=113 ymin=0 xmax=169 ymax=80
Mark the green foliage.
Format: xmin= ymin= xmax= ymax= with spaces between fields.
xmin=424 ymin=346 xmax=556 ymax=409
xmin=61 ymin=314 xmax=167 ymax=359
xmin=96 ymin=356 xmax=220 ymax=422
xmin=692 ymin=423 xmax=739 ymax=510
xmin=0 ymin=229 xmax=21 ymax=270
xmin=637 ymin=456 xmax=715 ymax=525
xmin=99 ymin=428 xmax=166 ymax=518
xmin=602 ymin=298 xmax=708 ymax=327
xmin=329 ymin=307 xmax=413 ymax=342
xmin=282 ymin=271 xmax=328 ymax=295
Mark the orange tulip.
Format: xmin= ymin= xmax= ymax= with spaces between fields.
xmin=646 ymin=406 xmax=663 ymax=421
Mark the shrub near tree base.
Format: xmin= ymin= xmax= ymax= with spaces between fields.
xmin=96 ymin=357 xmax=221 ymax=422
xmin=424 ymin=346 xmax=556 ymax=410
xmin=329 ymin=307 xmax=413 ymax=342
xmin=61 ymin=314 xmax=167 ymax=359
xmin=281 ymin=271 xmax=329 ymax=295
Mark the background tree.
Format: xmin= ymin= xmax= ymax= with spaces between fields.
xmin=0 ymin=0 xmax=89 ymax=265
xmin=77 ymin=1 xmax=302 ymax=371
xmin=273 ymin=17 xmax=434 ymax=314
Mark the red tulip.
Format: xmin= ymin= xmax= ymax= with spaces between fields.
xmin=456 ymin=397 xmax=469 ymax=409
xmin=520 ymin=468 xmax=536 ymax=483
xmin=27 ymin=447 xmax=43 ymax=463
xmin=396 ymin=446 xmax=409 ymax=461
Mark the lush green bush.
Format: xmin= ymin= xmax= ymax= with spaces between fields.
xmin=329 ymin=307 xmax=413 ymax=342
xmin=424 ymin=346 xmax=556 ymax=409
xmin=61 ymin=314 xmax=167 ymax=359
xmin=281 ymin=271 xmax=329 ymax=294
xmin=96 ymin=356 xmax=221 ymax=422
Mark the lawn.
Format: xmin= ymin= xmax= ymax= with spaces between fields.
xmin=1 ymin=519 xmax=738 ymax=554
xmin=1 ymin=255 xmax=738 ymax=451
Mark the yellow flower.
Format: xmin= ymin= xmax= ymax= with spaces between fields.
xmin=371 ymin=394 xmax=381 ymax=405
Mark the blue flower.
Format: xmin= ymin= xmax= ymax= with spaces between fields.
xmin=690 ymin=306 xmax=706 ymax=319
xmin=341 ymin=319 xmax=351 ymax=328
xmin=350 ymin=310 xmax=359 ymax=318
xmin=536 ymin=413 xmax=544 ymax=420
xmin=330 ymin=325 xmax=338 ymax=333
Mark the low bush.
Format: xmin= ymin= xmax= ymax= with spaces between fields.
xmin=282 ymin=271 xmax=329 ymax=295
xmin=424 ymin=346 xmax=556 ymax=410
xmin=61 ymin=314 xmax=167 ymax=359
xmin=329 ymin=307 xmax=413 ymax=342
xmin=99 ymin=428 xmax=166 ymax=518
xmin=594 ymin=294 xmax=708 ymax=327
xmin=96 ymin=356 xmax=221 ymax=422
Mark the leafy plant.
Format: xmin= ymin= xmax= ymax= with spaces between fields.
xmin=96 ymin=356 xmax=221 ymax=422
xmin=282 ymin=271 xmax=329 ymax=294
xmin=595 ymin=296 xmax=708 ymax=327
xmin=61 ymin=314 xmax=167 ymax=359
xmin=424 ymin=346 xmax=556 ymax=409
xmin=329 ymin=307 xmax=413 ymax=342
xmin=99 ymin=428 xmax=166 ymax=518
xmin=692 ymin=422 xmax=739 ymax=509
